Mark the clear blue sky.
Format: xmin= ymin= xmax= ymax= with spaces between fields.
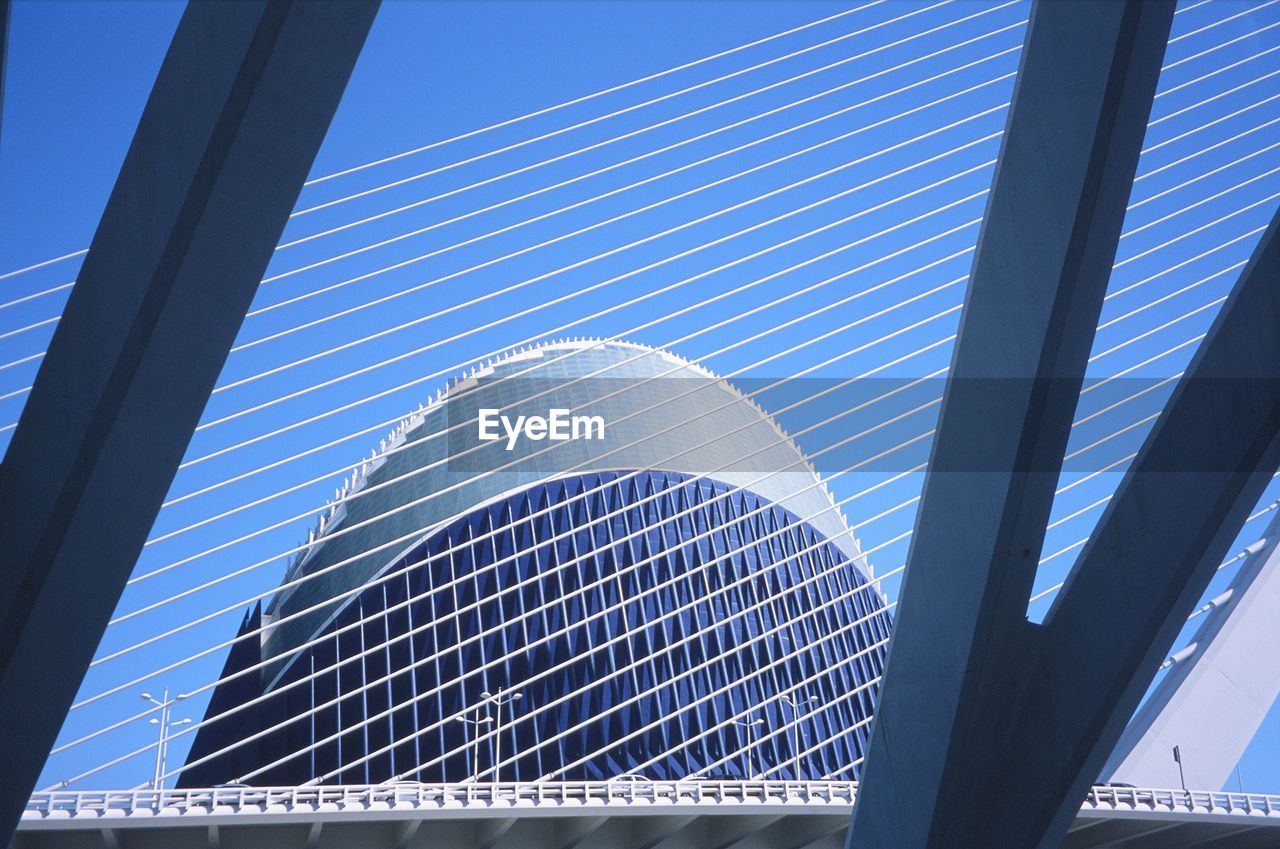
xmin=2 ymin=0 xmax=1279 ymax=793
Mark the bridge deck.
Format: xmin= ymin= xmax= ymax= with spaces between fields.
xmin=14 ymin=782 xmax=1280 ymax=849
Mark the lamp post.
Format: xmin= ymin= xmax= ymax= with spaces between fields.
xmin=779 ymin=694 xmax=818 ymax=779
xmin=1173 ymin=745 xmax=1189 ymax=804
xmin=732 ymin=717 xmax=766 ymax=778
xmin=454 ymin=710 xmax=493 ymax=782
xmin=480 ymin=687 xmax=523 ymax=782
xmin=141 ymin=689 xmax=191 ymax=790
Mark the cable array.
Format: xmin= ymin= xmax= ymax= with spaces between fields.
xmin=5 ymin=0 xmax=1280 ymax=793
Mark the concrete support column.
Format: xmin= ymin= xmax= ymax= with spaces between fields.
xmin=1105 ymin=507 xmax=1280 ymax=790
xmin=0 ymin=1 xmax=378 ymax=843
xmin=848 ymin=1 xmax=1176 ymax=847
xmin=852 ymin=44 xmax=1280 ymax=849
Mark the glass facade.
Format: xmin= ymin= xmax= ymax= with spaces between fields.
xmin=181 ymin=341 xmax=892 ymax=786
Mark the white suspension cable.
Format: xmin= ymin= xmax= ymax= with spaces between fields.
xmin=105 ymin=284 xmax=969 ymax=641
xmin=1136 ymin=113 xmax=1280 ymax=187
xmin=79 ymin=300 xmax=966 ymax=712
xmin=153 ymin=215 xmax=977 ymax=521
xmin=233 ymin=465 xmax=923 ymax=786
xmin=52 ymin=454 xmax=925 ymax=765
xmin=0 ymin=352 xmax=47 ymax=374
xmin=143 ymin=245 xmax=976 ymax=553
xmin=135 ymin=149 xmax=1274 ymax=601
xmin=0 ymin=315 xmax=58 ymax=342
xmin=1167 ymin=0 xmax=1271 ymax=46
xmin=0 ymin=3 xmax=897 ymax=285
xmin=122 ymin=111 xmax=1280 ymax=537
xmin=64 ymin=359 xmax=941 ymax=786
xmin=0 ymin=140 xmax=997 ymax=434
xmin=1122 ymin=164 xmax=1280 ymax=243
xmin=1163 ymin=3 xmax=1280 ymax=69
xmin=4 ymin=34 xmax=1263 ymax=386
xmin=1102 ymin=227 xmax=1264 ymax=304
xmin=0 ymin=0 xmax=1244 ymax=289
xmin=1029 ymin=492 xmax=1280 ymax=605
xmin=162 ymin=45 xmax=1280 ymax=458
xmin=1114 ymin=191 xmax=1280 ymax=272
xmin=0 ymin=50 xmax=992 ymax=381
xmin=202 ymin=12 xmax=1262 ymax=341
xmin=283 ymin=0 xmax=1219 ymax=220
xmin=266 ymin=18 xmax=1025 ymax=271
xmin=185 ymin=150 xmax=998 ymax=448
xmin=1150 ymin=49 xmax=1280 ymax=127
xmin=0 ymin=250 xmax=86 ymax=283
xmin=251 ymin=40 xmax=1020 ymax=320
xmin=288 ymin=0 xmax=978 ymax=218
xmin=300 ymin=1 xmax=893 ymax=186
xmin=1128 ymin=137 xmax=1280 ymax=214
xmin=0 ymin=280 xmax=75 ymax=311
xmin=207 ymin=125 xmax=1004 ymax=407
xmin=5 ymin=0 xmax=1243 ymax=298
xmin=55 ymin=284 xmax=1244 ymax=783
xmin=1143 ymin=90 xmax=1280 ymax=159
xmin=139 ymin=142 xmax=1276 ymax=588
xmin=85 ymin=277 xmax=1233 ymax=758
xmin=127 ymin=201 xmax=987 ymax=599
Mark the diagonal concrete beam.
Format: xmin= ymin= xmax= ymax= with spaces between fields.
xmin=848 ymin=1 xmax=1175 ymax=848
xmin=855 ymin=137 xmax=1280 ymax=849
xmin=0 ymin=0 xmax=9 ymax=143
xmin=1024 ymin=207 xmax=1280 ymax=842
xmin=1104 ymin=505 xmax=1280 ymax=790
xmin=0 ymin=1 xmax=378 ymax=843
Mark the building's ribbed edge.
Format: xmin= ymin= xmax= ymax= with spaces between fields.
xmin=289 ymin=338 xmax=869 ymax=583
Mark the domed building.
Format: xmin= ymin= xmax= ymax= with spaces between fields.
xmin=180 ymin=340 xmax=892 ymax=786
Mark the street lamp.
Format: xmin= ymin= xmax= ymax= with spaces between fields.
xmin=141 ymin=689 xmax=191 ymax=790
xmin=779 ymin=694 xmax=818 ymax=779
xmin=454 ymin=710 xmax=493 ymax=782
xmin=480 ymin=688 xmax=523 ymax=783
xmin=732 ymin=717 xmax=766 ymax=778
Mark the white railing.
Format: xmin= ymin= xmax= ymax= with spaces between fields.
xmin=23 ymin=779 xmax=857 ymax=818
xmin=24 ymin=781 xmax=1280 ymax=820
xmin=1083 ymin=785 xmax=1280 ymax=815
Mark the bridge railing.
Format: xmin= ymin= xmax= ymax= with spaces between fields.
xmin=24 ymin=779 xmax=858 ymax=817
xmin=1083 ymin=785 xmax=1280 ymax=814
xmin=26 ymin=781 xmax=1280 ymax=819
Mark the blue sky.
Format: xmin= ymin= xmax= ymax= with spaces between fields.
xmin=3 ymin=0 xmax=1280 ymax=793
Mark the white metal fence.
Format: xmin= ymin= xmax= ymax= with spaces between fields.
xmin=23 ymin=780 xmax=1280 ymax=820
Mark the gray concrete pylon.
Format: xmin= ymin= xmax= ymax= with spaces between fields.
xmin=0 ymin=0 xmax=10 ymax=146
xmin=847 ymin=1 xmax=1176 ymax=848
xmin=1103 ymin=505 xmax=1280 ymax=791
xmin=1029 ymin=204 xmax=1280 ymax=831
xmin=0 ymin=1 xmax=378 ymax=843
